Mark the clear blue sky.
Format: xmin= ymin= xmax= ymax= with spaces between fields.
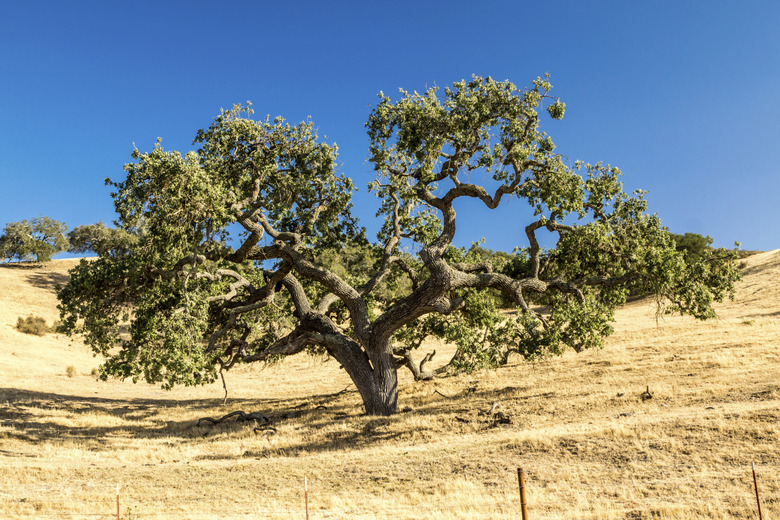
xmin=1 ymin=1 xmax=778 ymax=253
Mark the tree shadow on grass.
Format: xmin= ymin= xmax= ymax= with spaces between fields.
xmin=0 ymin=387 xmax=250 ymax=445
xmin=0 ymin=381 xmax=533 ymax=459
xmin=0 ymin=386 xmax=368 ymax=447
xmin=0 ymin=262 xmax=71 ymax=291
xmin=24 ymin=270 xmax=70 ymax=291
xmin=0 ymin=262 xmax=42 ymax=270
xmin=739 ymin=310 xmax=780 ymax=319
xmin=193 ymin=382 xmax=540 ymax=460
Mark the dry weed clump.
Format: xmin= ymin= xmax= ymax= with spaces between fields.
xmin=15 ymin=314 xmax=51 ymax=336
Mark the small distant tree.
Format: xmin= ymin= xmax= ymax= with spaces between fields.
xmin=68 ymin=221 xmax=139 ymax=257
xmin=57 ymin=75 xmax=740 ymax=416
xmin=0 ymin=217 xmax=69 ymax=263
xmin=0 ymin=221 xmax=31 ymax=262
xmin=670 ymin=232 xmax=714 ymax=262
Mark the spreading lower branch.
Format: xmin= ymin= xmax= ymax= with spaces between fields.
xmin=197 ymin=410 xmax=269 ymax=427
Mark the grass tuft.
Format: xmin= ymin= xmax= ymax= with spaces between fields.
xmin=16 ymin=314 xmax=51 ymax=336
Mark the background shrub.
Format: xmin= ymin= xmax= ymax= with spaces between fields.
xmin=16 ymin=315 xmax=51 ymax=336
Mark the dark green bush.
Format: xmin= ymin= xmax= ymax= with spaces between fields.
xmin=670 ymin=232 xmax=713 ymax=262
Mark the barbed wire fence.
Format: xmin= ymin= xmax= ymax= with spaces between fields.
xmin=3 ymin=462 xmax=778 ymax=519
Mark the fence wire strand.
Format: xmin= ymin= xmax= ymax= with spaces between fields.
xmin=3 ymin=464 xmax=777 ymax=519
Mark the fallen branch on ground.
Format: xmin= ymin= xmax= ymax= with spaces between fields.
xmin=197 ymin=410 xmax=270 ymax=427
xmin=254 ymin=425 xmax=277 ymax=437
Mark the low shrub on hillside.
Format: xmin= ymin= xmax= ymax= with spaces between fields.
xmin=16 ymin=315 xmax=51 ymax=336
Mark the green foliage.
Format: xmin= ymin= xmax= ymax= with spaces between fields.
xmin=66 ymin=365 xmax=76 ymax=378
xmin=58 ymin=255 xmax=221 ymax=388
xmin=0 ymin=217 xmax=69 ymax=263
xmin=68 ymin=221 xmax=139 ymax=257
xmin=56 ymin=75 xmax=741 ymax=414
xmin=58 ymin=105 xmax=362 ymax=390
xmin=394 ymin=244 xmax=618 ymax=371
xmin=670 ymin=232 xmax=713 ymax=262
xmin=16 ymin=315 xmax=52 ymax=336
xmin=370 ymin=76 xmax=740 ymax=372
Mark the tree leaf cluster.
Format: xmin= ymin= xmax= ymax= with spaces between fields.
xmin=56 ymin=75 xmax=741 ymax=415
xmin=68 ymin=221 xmax=139 ymax=257
xmin=0 ymin=217 xmax=69 ymax=263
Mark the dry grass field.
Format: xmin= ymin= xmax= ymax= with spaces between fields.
xmin=1 ymin=252 xmax=779 ymax=519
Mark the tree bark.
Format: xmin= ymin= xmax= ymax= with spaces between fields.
xmin=340 ymin=340 xmax=397 ymax=416
xmin=365 ymin=341 xmax=398 ymax=415
xmin=314 ymin=330 xmax=398 ymax=416
xmin=352 ymin=335 xmax=398 ymax=416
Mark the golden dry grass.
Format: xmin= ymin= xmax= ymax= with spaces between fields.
xmin=1 ymin=253 xmax=779 ymax=519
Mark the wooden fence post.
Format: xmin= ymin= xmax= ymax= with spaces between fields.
xmin=116 ymin=483 xmax=120 ymax=520
xmin=752 ymin=463 xmax=763 ymax=520
xmin=305 ymin=476 xmax=309 ymax=520
xmin=517 ymin=468 xmax=528 ymax=520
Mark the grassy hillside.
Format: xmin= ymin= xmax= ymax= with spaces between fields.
xmin=1 ymin=253 xmax=779 ymax=519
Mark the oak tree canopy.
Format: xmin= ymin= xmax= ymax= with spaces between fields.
xmin=1 ymin=217 xmax=69 ymax=263
xmin=57 ymin=76 xmax=739 ymax=415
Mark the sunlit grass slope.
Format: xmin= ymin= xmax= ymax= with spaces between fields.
xmin=1 ymin=252 xmax=778 ymax=519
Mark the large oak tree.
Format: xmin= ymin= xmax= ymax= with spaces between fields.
xmin=58 ymin=76 xmax=739 ymax=415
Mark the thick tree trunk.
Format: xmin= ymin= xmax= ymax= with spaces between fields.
xmin=339 ymin=337 xmax=398 ymax=416
xmin=342 ymin=363 xmax=397 ymax=416
xmin=363 ymin=346 xmax=398 ymax=415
